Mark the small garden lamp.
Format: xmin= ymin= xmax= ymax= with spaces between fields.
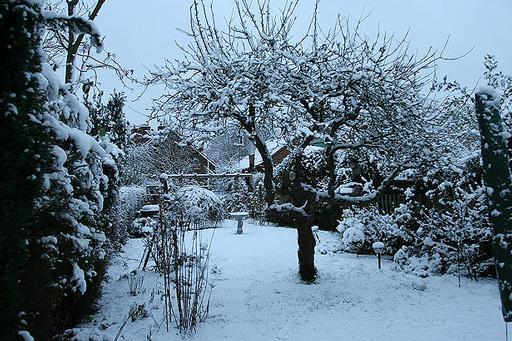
xmin=372 ymin=241 xmax=385 ymax=270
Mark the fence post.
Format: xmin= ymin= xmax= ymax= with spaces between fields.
xmin=476 ymin=88 xmax=512 ymax=322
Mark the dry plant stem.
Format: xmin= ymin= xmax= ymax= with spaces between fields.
xmin=154 ymin=197 xmax=214 ymax=333
xmin=128 ymin=272 xmax=145 ymax=296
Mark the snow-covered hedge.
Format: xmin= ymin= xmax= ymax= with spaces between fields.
xmin=214 ymin=177 xmax=252 ymax=213
xmin=109 ymin=186 xmax=147 ymax=244
xmin=0 ymin=2 xmax=124 ymax=338
xmin=391 ymin=158 xmax=494 ymax=278
xmin=216 ymin=175 xmax=266 ymax=220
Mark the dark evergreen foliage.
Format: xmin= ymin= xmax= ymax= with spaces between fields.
xmin=0 ymin=2 xmax=123 ymax=338
xmin=0 ymin=1 xmax=52 ymax=338
xmin=89 ymin=91 xmax=128 ymax=150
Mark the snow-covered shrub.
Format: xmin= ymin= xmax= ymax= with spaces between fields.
xmin=393 ymin=246 xmax=444 ymax=278
xmin=213 ymin=174 xmax=266 ymax=221
xmin=33 ymin=62 xmax=121 ymax=336
xmin=332 ymin=148 xmax=494 ymax=279
xmin=173 ymin=186 xmax=225 ymax=228
xmin=221 ymin=189 xmax=251 ymax=214
xmin=336 ymin=206 xmax=409 ymax=254
xmin=129 ymin=217 xmax=158 ymax=237
xmin=391 ymin=155 xmax=494 ymax=278
xmin=1 ymin=3 xmax=55 ymax=339
xmin=0 ymin=3 xmax=122 ymax=338
xmin=110 ymin=186 xmax=147 ymax=244
xmin=249 ymin=180 xmax=268 ymax=222
xmin=215 ymin=177 xmax=252 ymax=213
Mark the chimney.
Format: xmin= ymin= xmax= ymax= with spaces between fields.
xmin=249 ymin=154 xmax=255 ymax=171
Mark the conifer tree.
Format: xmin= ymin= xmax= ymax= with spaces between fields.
xmin=1 ymin=1 xmax=121 ymax=338
xmin=0 ymin=1 xmax=53 ymax=338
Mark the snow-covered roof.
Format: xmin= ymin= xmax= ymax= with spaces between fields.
xmin=197 ymin=149 xmax=217 ymax=169
xmin=234 ymin=139 xmax=289 ymax=171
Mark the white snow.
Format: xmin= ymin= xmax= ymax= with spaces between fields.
xmin=342 ymin=226 xmax=365 ymax=244
xmin=372 ymin=241 xmax=385 ymax=250
xmin=71 ymin=263 xmax=87 ymax=295
xmin=229 ymin=211 xmax=249 ymax=218
xmin=476 ymin=85 xmax=499 ymax=98
xmin=174 ymin=185 xmax=225 ymax=224
xmin=140 ymin=205 xmax=159 ymax=213
xmin=73 ymin=221 xmax=504 ymax=340
xmin=18 ymin=331 xmax=34 ymax=341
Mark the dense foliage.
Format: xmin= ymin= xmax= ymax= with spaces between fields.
xmin=0 ymin=2 xmax=123 ymax=338
xmin=0 ymin=1 xmax=53 ymax=338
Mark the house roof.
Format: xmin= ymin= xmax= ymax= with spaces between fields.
xmin=234 ymin=140 xmax=290 ymax=171
xmin=130 ymin=126 xmax=217 ymax=172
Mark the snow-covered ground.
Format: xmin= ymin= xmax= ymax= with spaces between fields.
xmin=74 ymin=220 xmax=504 ymax=340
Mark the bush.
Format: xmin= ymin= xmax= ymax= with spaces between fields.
xmin=216 ymin=177 xmax=252 ymax=213
xmin=0 ymin=2 xmax=52 ymax=338
xmin=335 ymin=154 xmax=494 ymax=279
xmin=109 ymin=186 xmax=147 ymax=245
xmin=129 ymin=217 xmax=158 ymax=237
xmin=336 ymin=206 xmax=410 ymax=255
xmin=393 ymin=246 xmax=445 ymax=277
xmin=392 ymin=153 xmax=494 ymax=278
xmin=0 ymin=3 xmax=123 ymax=338
xmin=173 ymin=186 xmax=225 ymax=228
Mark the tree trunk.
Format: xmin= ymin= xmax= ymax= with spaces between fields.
xmin=64 ymin=0 xmax=106 ymax=84
xmin=326 ymin=146 xmax=337 ymax=198
xmin=243 ymin=104 xmax=275 ymax=206
xmin=297 ymin=219 xmax=316 ymax=282
xmin=253 ymin=134 xmax=275 ymax=205
xmin=65 ymin=1 xmax=78 ymax=83
xmin=292 ymin=148 xmax=316 ymax=282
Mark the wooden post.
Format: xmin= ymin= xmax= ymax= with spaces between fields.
xmin=476 ymin=89 xmax=512 ymax=322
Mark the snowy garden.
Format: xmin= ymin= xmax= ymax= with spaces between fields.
xmin=72 ymin=222 xmax=503 ymax=340
xmin=1 ymin=0 xmax=512 ymax=340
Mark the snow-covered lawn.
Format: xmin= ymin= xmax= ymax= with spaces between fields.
xmin=75 ymin=220 xmax=504 ymax=340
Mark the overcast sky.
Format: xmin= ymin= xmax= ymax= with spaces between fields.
xmin=95 ymin=0 xmax=512 ymax=125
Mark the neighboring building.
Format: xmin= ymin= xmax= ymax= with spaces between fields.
xmin=165 ymin=131 xmax=216 ymax=174
xmin=192 ymin=148 xmax=217 ymax=174
xmin=129 ymin=125 xmax=216 ymax=175
xmin=129 ymin=124 xmax=152 ymax=145
xmin=236 ymin=140 xmax=291 ymax=172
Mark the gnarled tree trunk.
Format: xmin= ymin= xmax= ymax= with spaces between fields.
xmin=297 ymin=218 xmax=317 ymax=282
xmin=292 ymin=144 xmax=317 ymax=282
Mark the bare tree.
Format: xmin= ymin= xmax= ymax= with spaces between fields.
xmin=150 ymin=0 xmax=452 ymax=281
xmin=43 ymin=0 xmax=134 ymax=87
